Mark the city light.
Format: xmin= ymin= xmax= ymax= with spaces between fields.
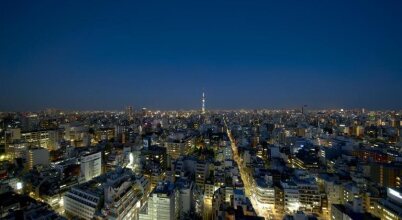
xmin=16 ymin=182 xmax=23 ymax=190
xmin=0 ymin=1 xmax=401 ymax=219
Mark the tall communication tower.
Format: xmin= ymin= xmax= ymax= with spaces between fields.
xmin=202 ymin=92 xmax=206 ymax=114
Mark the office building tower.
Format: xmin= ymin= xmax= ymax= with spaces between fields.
xmin=79 ymin=152 xmax=102 ymax=183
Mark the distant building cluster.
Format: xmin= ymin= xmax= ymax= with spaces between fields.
xmin=0 ymin=106 xmax=402 ymax=220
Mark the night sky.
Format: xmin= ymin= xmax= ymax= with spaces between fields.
xmin=1 ymin=1 xmax=402 ymax=111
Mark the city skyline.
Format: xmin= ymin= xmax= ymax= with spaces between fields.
xmin=1 ymin=1 xmax=402 ymax=111
xmin=0 ymin=91 xmax=400 ymax=113
xmin=2 ymin=2 xmax=402 ymax=220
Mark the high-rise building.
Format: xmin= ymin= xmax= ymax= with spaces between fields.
xmin=195 ymin=160 xmax=209 ymax=191
xmin=297 ymin=179 xmax=321 ymax=213
xmin=254 ymin=178 xmax=275 ymax=210
xmin=126 ymin=106 xmax=134 ymax=120
xmin=141 ymin=145 xmax=167 ymax=171
xmin=281 ymin=180 xmax=300 ymax=213
xmin=176 ymin=178 xmax=195 ymax=219
xmin=79 ymin=152 xmax=102 ymax=183
xmin=26 ymin=147 xmax=49 ymax=170
xmin=164 ymin=136 xmax=193 ymax=160
xmin=63 ymin=183 xmax=102 ymax=220
xmin=7 ymin=143 xmax=28 ymax=160
xmin=62 ymin=124 xmax=88 ymax=147
xmin=369 ymin=162 xmax=402 ymax=188
xmin=139 ymin=181 xmax=179 ymax=220
xmin=47 ymin=129 xmax=62 ymax=151
xmin=5 ymin=128 xmax=21 ymax=142
xmin=21 ymin=130 xmax=49 ymax=148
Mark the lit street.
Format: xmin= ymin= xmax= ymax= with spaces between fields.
xmin=224 ymin=117 xmax=271 ymax=219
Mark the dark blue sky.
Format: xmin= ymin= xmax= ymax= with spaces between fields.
xmin=1 ymin=0 xmax=402 ymax=111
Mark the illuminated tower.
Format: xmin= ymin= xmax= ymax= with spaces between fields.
xmin=202 ymin=92 xmax=206 ymax=114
